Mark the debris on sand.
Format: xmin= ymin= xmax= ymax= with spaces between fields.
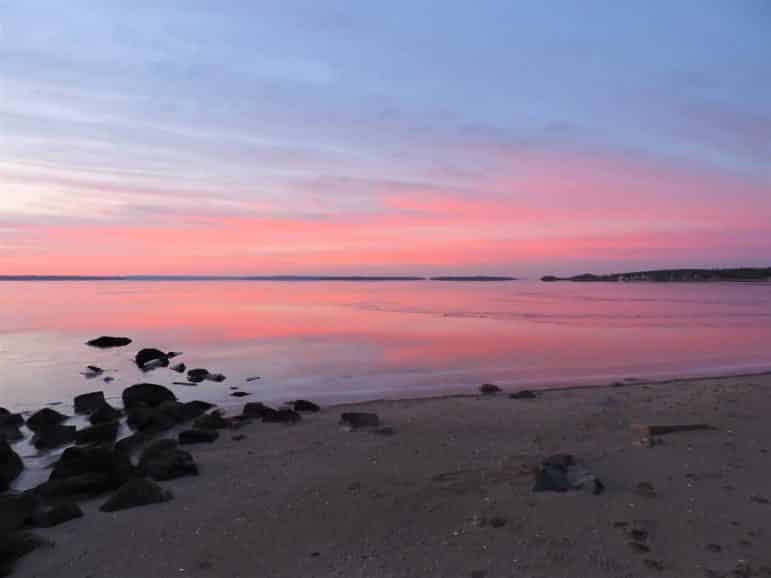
xmin=532 ymin=454 xmax=604 ymax=494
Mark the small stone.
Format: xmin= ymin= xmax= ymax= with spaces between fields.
xmin=479 ymin=383 xmax=501 ymax=395
xmin=340 ymin=412 xmax=379 ymax=429
xmin=750 ymin=494 xmax=769 ymax=504
xmin=230 ymin=391 xmax=250 ymax=398
xmin=627 ymin=541 xmax=650 ymax=553
xmin=636 ymin=481 xmax=656 ymax=498
xmin=627 ymin=528 xmax=649 ymax=542
xmin=232 ymin=434 xmax=246 ymax=441
xmin=644 ymin=559 xmax=664 ymax=571
xmin=705 ymin=543 xmax=722 ymax=552
xmin=489 ymin=516 xmax=507 ymax=528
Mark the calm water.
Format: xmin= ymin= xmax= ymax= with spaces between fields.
xmin=2 ymin=280 xmax=771 ymax=414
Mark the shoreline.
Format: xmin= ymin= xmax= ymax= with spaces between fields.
xmin=7 ymin=370 xmax=771 ymax=577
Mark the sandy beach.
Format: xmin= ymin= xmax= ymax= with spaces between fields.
xmin=10 ymin=373 xmax=770 ymax=578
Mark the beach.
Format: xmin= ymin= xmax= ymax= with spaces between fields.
xmin=14 ymin=373 xmax=771 ymax=578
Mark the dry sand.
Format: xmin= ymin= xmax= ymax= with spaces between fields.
xmin=17 ymin=374 xmax=771 ymax=578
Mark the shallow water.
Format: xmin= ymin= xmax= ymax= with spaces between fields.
xmin=2 ymin=279 xmax=770 ymax=414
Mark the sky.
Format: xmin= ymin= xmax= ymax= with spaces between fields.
xmin=1 ymin=1 xmax=770 ymax=276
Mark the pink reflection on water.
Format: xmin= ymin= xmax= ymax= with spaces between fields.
xmin=0 ymin=280 xmax=770 ymax=411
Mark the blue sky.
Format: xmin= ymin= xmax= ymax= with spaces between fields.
xmin=1 ymin=1 xmax=769 ymax=274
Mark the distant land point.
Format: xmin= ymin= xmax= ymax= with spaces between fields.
xmin=541 ymin=267 xmax=771 ymax=283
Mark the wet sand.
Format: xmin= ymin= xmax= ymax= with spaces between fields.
xmin=17 ymin=374 xmax=771 ymax=578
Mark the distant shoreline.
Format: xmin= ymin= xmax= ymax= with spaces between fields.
xmin=0 ymin=275 xmax=518 ymax=282
xmin=541 ymin=267 xmax=771 ymax=283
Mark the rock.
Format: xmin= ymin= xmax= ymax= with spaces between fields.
xmin=263 ymin=409 xmax=301 ymax=424
xmin=0 ymin=492 xmax=39 ymax=533
xmin=49 ymin=445 xmax=134 ymax=488
xmin=32 ymin=472 xmax=114 ymax=498
xmin=0 ymin=424 xmax=22 ymax=442
xmin=230 ymin=391 xmax=250 ymax=397
xmin=509 ymin=390 xmax=537 ymax=399
xmin=643 ymin=424 xmax=714 ymax=436
xmin=135 ymin=348 xmax=170 ymax=370
xmin=340 ymin=412 xmax=380 ymax=429
xmin=89 ymin=402 xmax=123 ymax=425
xmin=86 ymin=336 xmax=132 ymax=348
xmin=532 ymin=454 xmax=604 ymax=494
xmin=643 ymin=559 xmax=664 ymax=571
xmin=479 ymin=383 xmax=501 ymax=395
xmin=705 ymin=543 xmax=722 ymax=552
xmin=0 ymin=532 xmax=50 ymax=577
xmin=139 ymin=440 xmax=197 ymax=481
xmin=29 ymin=502 xmax=83 ymax=528
xmin=74 ymin=391 xmax=106 ymax=414
xmin=187 ymin=368 xmax=210 ymax=383
xmin=489 ymin=516 xmax=507 ymax=528
xmin=122 ymin=383 xmax=176 ymax=409
xmin=292 ymin=400 xmax=321 ymax=412
xmin=181 ymin=401 xmax=216 ymax=420
xmin=193 ymin=412 xmax=229 ymax=430
xmin=636 ymin=481 xmax=656 ymax=498
xmin=126 ymin=406 xmax=176 ymax=432
xmin=242 ymin=402 xmax=276 ymax=419
xmin=0 ymin=411 xmax=23 ymax=427
xmin=374 ymin=426 xmax=396 ymax=436
xmin=232 ymin=434 xmax=246 ymax=441
xmin=115 ymin=432 xmax=152 ymax=455
xmin=99 ymin=478 xmax=172 ymax=512
xmin=26 ymin=408 xmax=69 ymax=431
xmin=75 ymin=421 xmax=119 ymax=445
xmin=32 ymin=424 xmax=76 ymax=449
xmin=170 ymin=363 xmax=186 ymax=373
xmin=208 ymin=373 xmax=226 ymax=382
xmin=750 ymin=494 xmax=769 ymax=504
xmin=179 ymin=429 xmax=219 ymax=444
xmin=627 ymin=541 xmax=650 ymax=553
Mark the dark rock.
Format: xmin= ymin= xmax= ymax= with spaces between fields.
xmin=29 ymin=502 xmax=83 ymax=528
xmin=32 ymin=473 xmax=114 ymax=498
xmin=32 ymin=424 xmax=76 ymax=449
xmin=533 ymin=454 xmax=604 ymax=494
xmin=126 ymin=406 xmax=176 ymax=433
xmin=292 ymin=400 xmax=320 ymax=413
xmin=86 ymin=336 xmax=132 ymax=348
xmin=636 ymin=481 xmax=656 ymax=498
xmin=122 ymin=383 xmax=176 ymax=409
xmin=645 ymin=423 xmax=713 ymax=436
xmin=75 ymin=421 xmax=119 ymax=445
xmin=509 ymin=390 xmax=537 ymax=399
xmin=0 ymin=532 xmax=50 ymax=577
xmin=26 ymin=408 xmax=69 ymax=431
xmin=232 ymin=434 xmax=246 ymax=441
xmin=706 ymin=543 xmax=722 ymax=552
xmin=89 ymin=402 xmax=122 ymax=425
xmin=179 ymin=429 xmax=219 ymax=444
xmin=627 ymin=541 xmax=650 ymax=553
xmin=135 ymin=348 xmax=170 ymax=370
xmin=340 ymin=412 xmax=380 ymax=429
xmin=49 ymin=445 xmax=134 ymax=487
xmin=139 ymin=440 xmax=197 ymax=481
xmin=479 ymin=383 xmax=501 ymax=395
xmin=187 ymin=368 xmax=210 ymax=383
xmin=643 ymin=559 xmax=664 ymax=571
xmin=181 ymin=401 xmax=216 ymax=421
xmin=193 ymin=412 xmax=229 ymax=430
xmin=489 ymin=516 xmax=507 ymax=528
xmin=99 ymin=478 xmax=172 ymax=512
xmin=170 ymin=363 xmax=186 ymax=373
xmin=242 ymin=402 xmax=276 ymax=419
xmin=0 ymin=492 xmax=39 ymax=533
xmin=115 ymin=432 xmax=152 ymax=455
xmin=208 ymin=373 xmax=226 ymax=382
xmin=103 ymin=376 xmax=114 ymax=383
xmin=0 ymin=412 xmax=23 ymax=428
xmin=374 ymin=426 xmax=396 ymax=436
xmin=230 ymin=391 xmax=250 ymax=398
xmin=0 ymin=424 xmax=22 ymax=442
xmin=263 ymin=409 xmax=301 ymax=424
xmin=74 ymin=391 xmax=106 ymax=414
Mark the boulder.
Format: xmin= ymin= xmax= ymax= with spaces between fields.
xmin=340 ymin=412 xmax=380 ymax=429
xmin=207 ymin=373 xmax=226 ymax=382
xmin=479 ymin=383 xmax=502 ymax=395
xmin=0 ymin=492 xmax=39 ymax=533
xmin=1 ymin=438 xmax=24 ymax=491
xmin=179 ymin=429 xmax=219 ymax=444
xmin=532 ymin=454 xmax=604 ymax=494
xmin=99 ymin=478 xmax=172 ymax=512
xmin=49 ymin=445 xmax=134 ymax=488
xmin=0 ymin=424 xmax=22 ymax=442
xmin=75 ymin=421 xmax=119 ymax=445
xmin=89 ymin=402 xmax=122 ymax=425
xmin=187 ymin=368 xmax=209 ymax=383
xmin=122 ymin=383 xmax=176 ymax=409
xmin=263 ymin=409 xmax=301 ymax=424
xmin=0 ymin=532 xmax=50 ymax=577
xmin=74 ymin=391 xmax=106 ymax=414
xmin=29 ymin=502 xmax=83 ymax=528
xmin=114 ymin=432 xmax=152 ymax=455
xmin=32 ymin=424 xmax=76 ymax=449
xmin=193 ymin=412 xmax=229 ymax=430
xmin=170 ymin=363 xmax=186 ymax=373
xmin=32 ymin=472 xmax=114 ymax=498
xmin=0 ymin=409 xmax=23 ymax=426
xmin=126 ymin=406 xmax=176 ymax=432
xmin=292 ymin=400 xmax=321 ymax=413
xmin=86 ymin=336 xmax=132 ymax=348
xmin=510 ymin=390 xmax=537 ymax=399
xmin=242 ymin=402 xmax=275 ymax=419
xmin=26 ymin=408 xmax=69 ymax=431
xmin=139 ymin=440 xmax=197 ymax=481
xmin=135 ymin=348 xmax=170 ymax=370
xmin=181 ymin=401 xmax=216 ymax=421
xmin=0 ymin=412 xmax=24 ymax=442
